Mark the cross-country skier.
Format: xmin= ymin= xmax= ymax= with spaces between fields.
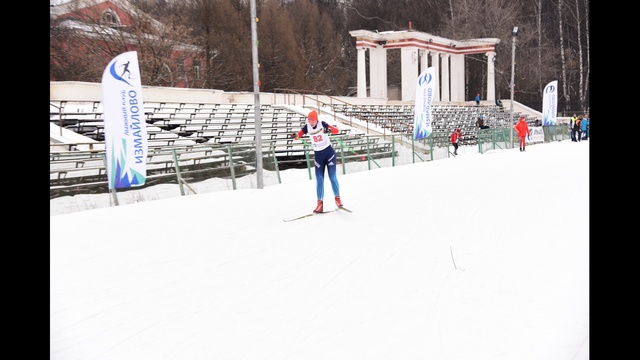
xmin=291 ymin=110 xmax=343 ymax=213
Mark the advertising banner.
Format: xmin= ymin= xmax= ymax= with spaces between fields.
xmin=101 ymin=51 xmax=147 ymax=189
xmin=413 ymin=67 xmax=436 ymax=140
xmin=542 ymin=80 xmax=558 ymax=126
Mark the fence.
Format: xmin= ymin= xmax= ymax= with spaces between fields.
xmin=50 ymin=124 xmax=575 ymax=203
xmin=476 ymin=124 xmax=572 ymax=153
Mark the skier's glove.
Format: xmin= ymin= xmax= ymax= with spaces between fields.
xmin=527 ymin=135 xmax=531 ymax=141
xmin=290 ymin=132 xmax=299 ymax=140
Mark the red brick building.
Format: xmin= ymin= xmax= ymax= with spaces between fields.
xmin=50 ymin=0 xmax=206 ymax=88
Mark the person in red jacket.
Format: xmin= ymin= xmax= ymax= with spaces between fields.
xmin=513 ymin=116 xmax=531 ymax=152
xmin=450 ymin=128 xmax=462 ymax=155
xmin=291 ymin=110 xmax=342 ymax=213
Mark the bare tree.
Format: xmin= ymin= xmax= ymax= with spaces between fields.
xmin=285 ymin=0 xmax=343 ymax=93
xmin=573 ymin=0 xmax=585 ymax=112
xmin=50 ymin=0 xmax=589 ymax=112
xmin=440 ymin=0 xmax=522 ymax=102
xmin=558 ymin=0 xmax=570 ymax=111
xmin=257 ymin=0 xmax=301 ymax=91
xmin=186 ymin=0 xmax=253 ymax=91
xmin=535 ymin=0 xmax=543 ymax=91
xmin=583 ymin=0 xmax=589 ymax=113
xmin=449 ymin=0 xmax=454 ymax=24
xmin=185 ymin=0 xmax=221 ymax=89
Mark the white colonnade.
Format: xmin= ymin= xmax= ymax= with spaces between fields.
xmin=350 ymin=29 xmax=500 ymax=103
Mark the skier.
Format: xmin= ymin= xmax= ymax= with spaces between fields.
xmin=291 ymin=110 xmax=343 ymax=213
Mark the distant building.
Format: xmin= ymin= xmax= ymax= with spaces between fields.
xmin=50 ymin=0 xmax=206 ymax=88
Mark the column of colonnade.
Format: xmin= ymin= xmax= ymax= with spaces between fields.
xmin=356 ymin=47 xmax=497 ymax=103
xmin=486 ymin=51 xmax=496 ymax=102
xmin=357 ymin=47 xmax=367 ymax=98
xmin=400 ymin=47 xmax=419 ymax=101
xmin=403 ymin=49 xmax=446 ymax=102
xmin=369 ymin=46 xmax=387 ymax=99
xmin=430 ymin=50 xmax=440 ymax=101
xmin=440 ymin=54 xmax=450 ymax=101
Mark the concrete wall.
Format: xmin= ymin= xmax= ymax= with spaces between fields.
xmin=51 ymin=81 xmax=259 ymax=104
xmin=50 ymin=81 xmax=545 ymax=121
xmin=50 ymin=81 xmax=391 ymax=107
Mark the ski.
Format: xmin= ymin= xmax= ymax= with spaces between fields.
xmin=283 ymin=209 xmax=336 ymax=222
xmin=282 ymin=213 xmax=318 ymax=222
xmin=283 ymin=207 xmax=351 ymax=222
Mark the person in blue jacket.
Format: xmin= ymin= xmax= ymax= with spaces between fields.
xmin=581 ymin=114 xmax=589 ymax=140
xmin=475 ymin=93 xmax=481 ymax=106
xmin=291 ymin=110 xmax=343 ymax=213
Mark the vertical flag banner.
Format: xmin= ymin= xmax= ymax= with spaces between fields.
xmin=101 ymin=51 xmax=147 ymax=189
xmin=542 ymin=80 xmax=558 ymax=126
xmin=413 ymin=67 xmax=436 ymax=140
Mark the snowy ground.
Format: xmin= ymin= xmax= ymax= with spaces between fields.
xmin=50 ymin=140 xmax=589 ymax=360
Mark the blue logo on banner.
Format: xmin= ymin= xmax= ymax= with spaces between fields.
xmin=109 ymin=60 xmax=133 ymax=86
xmin=418 ymin=72 xmax=432 ymax=86
xmin=545 ymin=84 xmax=556 ymax=93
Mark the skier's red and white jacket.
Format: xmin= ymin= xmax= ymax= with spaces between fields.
xmin=295 ymin=121 xmax=339 ymax=152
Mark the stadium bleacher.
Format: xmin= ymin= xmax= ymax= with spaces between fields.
xmin=50 ymin=89 xmax=546 ymax=199
xmin=49 ymin=100 xmax=402 ymax=198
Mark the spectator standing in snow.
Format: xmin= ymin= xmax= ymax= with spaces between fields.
xmin=581 ymin=114 xmax=589 ymax=140
xmin=570 ymin=114 xmax=578 ymax=141
xmin=450 ymin=128 xmax=462 ymax=155
xmin=574 ymin=115 xmax=583 ymax=142
xmin=513 ymin=116 xmax=531 ymax=152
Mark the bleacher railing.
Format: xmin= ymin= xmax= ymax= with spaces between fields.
xmin=50 ymin=126 xmax=575 ymax=202
xmin=476 ymin=124 xmax=572 ymax=154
